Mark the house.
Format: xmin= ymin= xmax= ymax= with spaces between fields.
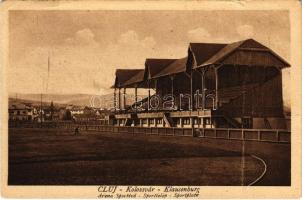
xmin=9 ymin=103 xmax=36 ymax=121
xmin=110 ymin=39 xmax=290 ymax=129
xmin=66 ymin=105 xmax=85 ymax=115
xmin=58 ymin=107 xmax=68 ymax=120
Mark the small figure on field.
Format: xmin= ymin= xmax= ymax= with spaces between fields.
xmin=74 ymin=126 xmax=79 ymax=135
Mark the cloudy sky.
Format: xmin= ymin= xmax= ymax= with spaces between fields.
xmin=8 ymin=10 xmax=290 ymax=105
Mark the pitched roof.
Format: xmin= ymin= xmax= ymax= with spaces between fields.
xmin=9 ymin=103 xmax=31 ymax=110
xmin=122 ymin=69 xmax=145 ymax=87
xmin=113 ymin=69 xmax=143 ymax=88
xmin=189 ymin=43 xmax=227 ymax=66
xmin=152 ymin=57 xmax=188 ymax=79
xmin=145 ymin=59 xmax=176 ymax=79
xmin=195 ymin=40 xmax=245 ymax=68
xmin=196 ymin=39 xmax=290 ymax=68
xmin=111 ymin=39 xmax=290 ymax=89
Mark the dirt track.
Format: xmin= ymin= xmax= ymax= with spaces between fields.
xmin=8 ymin=128 xmax=290 ymax=185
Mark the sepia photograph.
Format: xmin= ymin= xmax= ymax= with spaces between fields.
xmin=1 ymin=0 xmax=301 ymax=198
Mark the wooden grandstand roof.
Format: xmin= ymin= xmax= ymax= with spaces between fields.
xmin=112 ymin=69 xmax=143 ymax=88
xmin=122 ymin=69 xmax=146 ymax=88
xmin=151 ymin=57 xmax=188 ymax=79
xmin=145 ymin=58 xmax=177 ymax=79
xmin=189 ymin=43 xmax=227 ymax=67
xmin=195 ymin=39 xmax=290 ymax=68
xmin=111 ymin=39 xmax=290 ymax=89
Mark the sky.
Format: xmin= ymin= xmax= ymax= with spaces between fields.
xmin=8 ymin=10 xmax=290 ymax=105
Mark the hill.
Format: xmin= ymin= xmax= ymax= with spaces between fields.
xmin=9 ymin=93 xmax=139 ymax=109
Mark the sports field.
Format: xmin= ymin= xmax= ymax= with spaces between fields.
xmin=8 ymin=128 xmax=290 ymax=185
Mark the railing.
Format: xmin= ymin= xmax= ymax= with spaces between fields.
xmin=114 ymin=113 xmax=132 ymax=119
xmin=8 ymin=120 xmax=105 ymax=128
xmin=92 ymin=126 xmax=290 ymax=143
xmin=9 ymin=121 xmax=290 ymax=143
xmin=194 ymin=128 xmax=290 ymax=143
xmin=115 ymin=110 xmax=214 ymax=118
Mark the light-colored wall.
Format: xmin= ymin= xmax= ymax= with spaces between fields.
xmin=251 ymin=118 xmax=288 ymax=129
xmin=267 ymin=118 xmax=287 ymax=129
xmin=253 ymin=118 xmax=266 ymax=129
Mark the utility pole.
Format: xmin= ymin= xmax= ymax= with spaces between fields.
xmin=46 ymin=53 xmax=50 ymax=92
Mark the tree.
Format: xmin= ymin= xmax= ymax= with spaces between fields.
xmin=64 ymin=109 xmax=72 ymax=120
xmin=50 ymin=101 xmax=54 ymax=120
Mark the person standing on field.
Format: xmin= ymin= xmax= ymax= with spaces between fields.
xmin=74 ymin=126 xmax=79 ymax=135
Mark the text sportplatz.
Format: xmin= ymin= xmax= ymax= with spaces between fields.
xmin=97 ymin=186 xmax=201 ymax=198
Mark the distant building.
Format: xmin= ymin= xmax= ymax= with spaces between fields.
xmin=66 ymin=105 xmax=85 ymax=115
xmin=33 ymin=108 xmax=44 ymax=122
xmin=73 ymin=113 xmax=99 ymax=122
xmin=43 ymin=101 xmax=59 ymax=121
xmin=9 ymin=103 xmax=36 ymax=121
xmin=58 ymin=107 xmax=67 ymax=120
xmin=72 ymin=107 xmax=108 ymax=123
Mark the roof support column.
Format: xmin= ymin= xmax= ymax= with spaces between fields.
xmin=190 ymin=70 xmax=195 ymax=136
xmin=114 ymin=87 xmax=117 ymax=112
xmin=171 ymin=76 xmax=174 ymax=109
xmin=118 ymin=88 xmax=121 ymax=110
xmin=215 ymin=67 xmax=219 ymax=109
xmin=148 ymin=81 xmax=151 ymax=111
xmin=201 ymin=69 xmax=206 ymax=110
xmin=195 ymin=69 xmax=207 ymax=110
xmin=123 ymin=88 xmax=126 ymax=111
xmin=135 ymin=85 xmax=138 ymax=112
xmin=190 ymin=70 xmax=194 ymax=111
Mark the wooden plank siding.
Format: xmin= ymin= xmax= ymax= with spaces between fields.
xmin=220 ymin=74 xmax=283 ymax=117
xmin=222 ymin=50 xmax=285 ymax=68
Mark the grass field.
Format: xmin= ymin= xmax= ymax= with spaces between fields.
xmin=8 ymin=128 xmax=290 ymax=185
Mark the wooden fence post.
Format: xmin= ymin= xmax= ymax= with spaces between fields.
xmin=276 ymin=130 xmax=279 ymax=142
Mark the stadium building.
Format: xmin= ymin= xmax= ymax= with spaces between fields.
xmin=110 ymin=39 xmax=290 ymax=129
